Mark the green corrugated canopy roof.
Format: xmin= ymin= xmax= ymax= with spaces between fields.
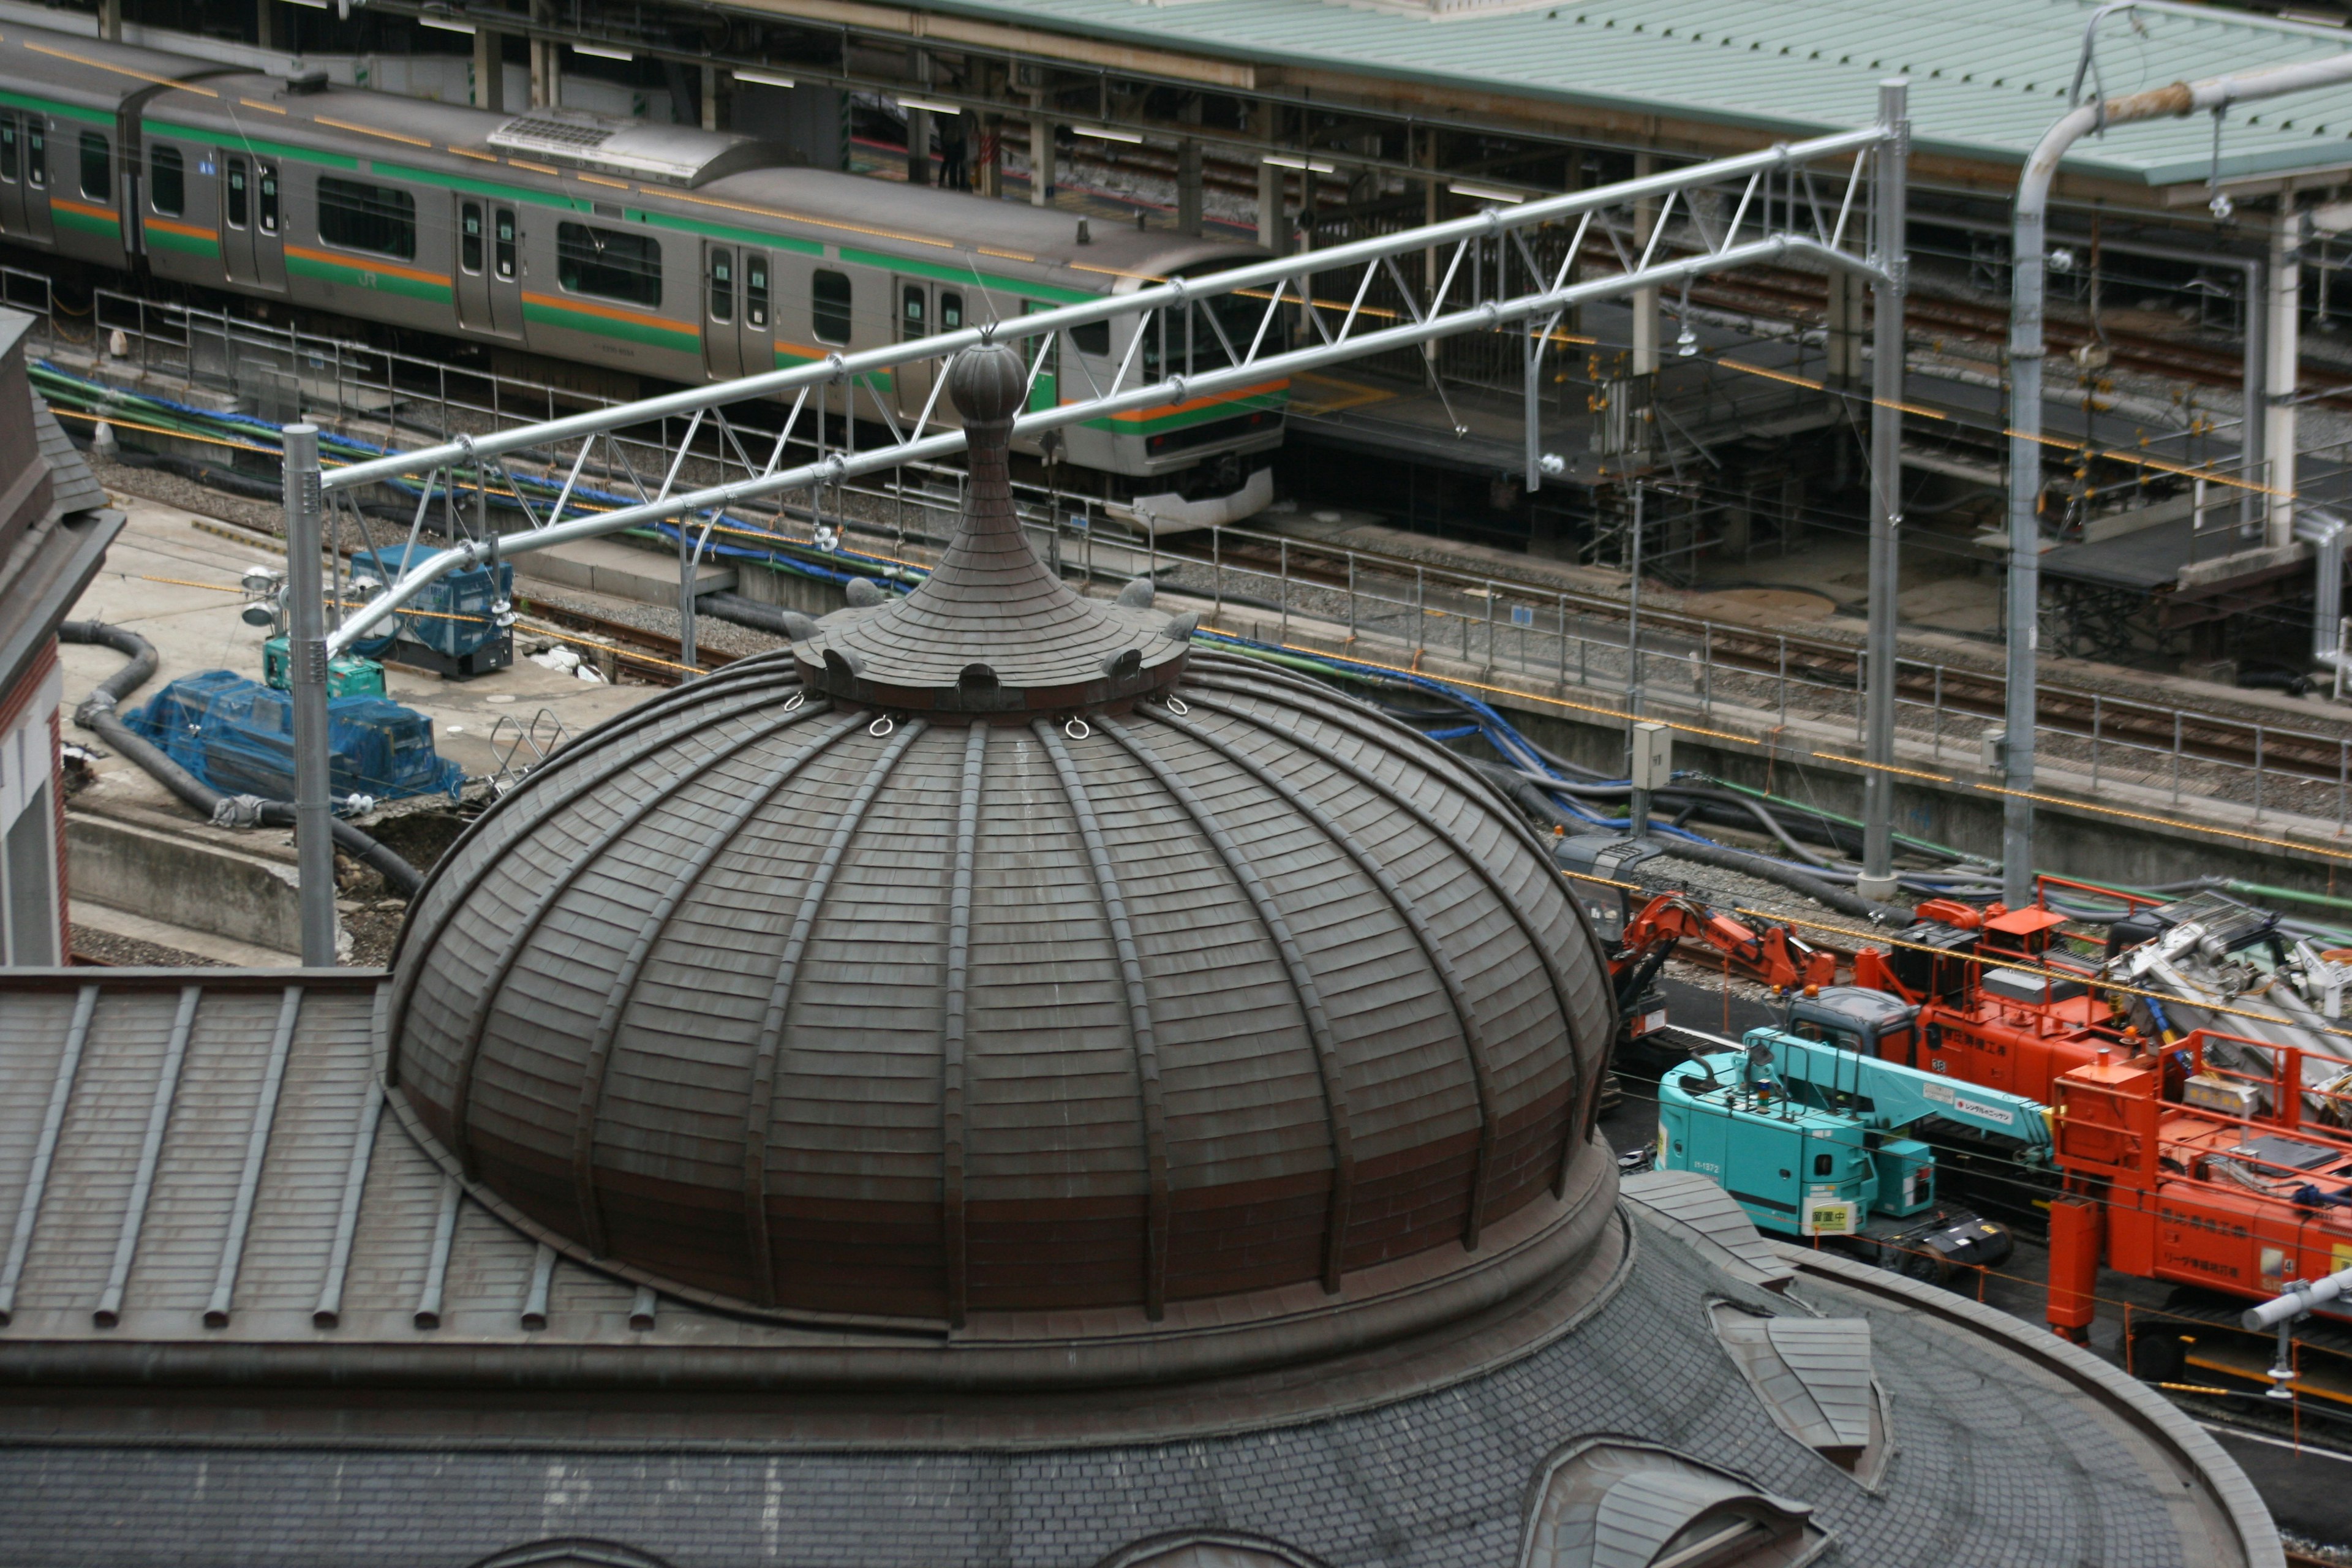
xmin=919 ymin=0 xmax=2352 ymax=186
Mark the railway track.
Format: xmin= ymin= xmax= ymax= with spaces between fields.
xmin=1183 ymin=532 xmax=2352 ymax=783
xmin=1692 ymin=266 xmax=2352 ymax=412
xmin=513 ymin=598 xmax=747 ymax=686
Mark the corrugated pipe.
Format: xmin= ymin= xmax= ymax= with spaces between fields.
xmin=1475 ymin=761 xmax=1907 ymax=925
xmin=58 ymin=620 xmax=423 ymax=899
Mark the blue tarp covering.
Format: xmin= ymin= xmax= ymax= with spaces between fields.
xmin=128 ymin=671 xmax=464 ymax=804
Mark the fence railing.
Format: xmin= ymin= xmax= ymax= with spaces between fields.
xmin=23 ymin=270 xmax=2352 ymax=835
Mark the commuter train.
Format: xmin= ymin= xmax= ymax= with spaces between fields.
xmin=0 ymin=23 xmax=1284 ymax=488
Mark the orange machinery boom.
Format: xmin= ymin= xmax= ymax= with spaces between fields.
xmin=1619 ymin=893 xmax=1838 ymax=993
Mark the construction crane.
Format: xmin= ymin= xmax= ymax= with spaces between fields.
xmin=1656 ymin=1028 xmax=2047 ymax=1282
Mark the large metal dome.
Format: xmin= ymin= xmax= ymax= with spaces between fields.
xmin=382 ymin=344 xmax=1615 ymax=1341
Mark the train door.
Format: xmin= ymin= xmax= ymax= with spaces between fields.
xmin=489 ymin=205 xmax=522 ymax=336
xmin=223 ymin=156 xmax=285 ymax=292
xmin=19 ymin=115 xmax=50 ymax=243
xmin=0 ymin=113 xmax=21 ymax=237
xmin=892 ymin=279 xmax=963 ymax=422
xmin=701 ymin=243 xmax=741 ymax=380
xmin=739 ymin=249 xmax=770 ymax=375
xmin=451 ymin=197 xmax=521 ymax=337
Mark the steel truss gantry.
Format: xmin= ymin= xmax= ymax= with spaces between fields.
xmin=282 ymin=91 xmax=1911 ymax=964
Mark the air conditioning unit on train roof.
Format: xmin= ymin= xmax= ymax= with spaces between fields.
xmin=485 ymin=112 xmax=790 ymax=188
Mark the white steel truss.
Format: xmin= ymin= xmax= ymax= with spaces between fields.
xmin=315 ymin=116 xmax=1899 ymax=658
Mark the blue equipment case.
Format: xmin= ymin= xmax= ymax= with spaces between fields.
xmin=128 ymin=670 xmax=465 ymax=804
xmin=360 ymin=541 xmax=514 ymax=679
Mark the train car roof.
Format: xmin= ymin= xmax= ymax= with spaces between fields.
xmin=138 ymin=69 xmax=783 ymax=190
xmin=692 ymin=164 xmax=1266 ymax=293
xmin=0 ymin=28 xmax=232 ymax=119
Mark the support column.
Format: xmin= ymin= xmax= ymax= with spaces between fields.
xmin=1859 ymin=80 xmax=1909 ymax=904
xmin=530 ymin=4 xmax=561 ymax=110
xmin=1632 ymin=151 xmax=1659 ymax=375
xmin=256 ymin=0 xmax=275 ymax=55
xmin=905 ymin=107 xmax=931 ymax=186
xmin=1177 ymin=138 xmax=1203 ymax=237
xmin=979 ymin=112 xmax=1003 ymax=198
xmin=2268 ymin=206 xmax=2302 ymax=546
xmin=1825 ymin=270 xmax=1867 ymax=385
xmin=282 ymin=424 xmax=336 ymax=969
xmin=1256 ymin=159 xmax=1283 ymax=252
xmin=101 ymin=0 xmax=120 ymax=43
xmin=1029 ymin=113 xmax=1052 ymax=206
xmin=702 ymin=66 xmax=729 ymax=133
xmin=472 ymin=28 xmax=505 ymax=114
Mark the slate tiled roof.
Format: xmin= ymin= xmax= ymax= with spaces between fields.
xmin=28 ymin=394 xmax=104 ymax=520
xmin=0 ymin=971 xmax=2276 ymax=1567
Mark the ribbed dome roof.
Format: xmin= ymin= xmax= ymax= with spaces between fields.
xmin=382 ymin=349 xmax=1615 ymax=1340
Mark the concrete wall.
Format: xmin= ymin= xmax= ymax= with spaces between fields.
xmin=66 ymin=815 xmax=302 ymax=956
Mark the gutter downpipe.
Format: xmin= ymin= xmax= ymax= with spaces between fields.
xmin=2007 ymin=53 xmax=2352 ymax=905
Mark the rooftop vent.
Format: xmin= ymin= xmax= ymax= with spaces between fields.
xmin=491 ymin=116 xmax=616 ymax=156
xmin=1712 ymin=1303 xmax=1889 ymax=1484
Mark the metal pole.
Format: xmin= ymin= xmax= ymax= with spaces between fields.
xmin=678 ymin=518 xmax=699 ymax=671
xmin=1859 ymin=79 xmax=1909 ymax=903
xmin=2003 ymin=49 xmax=2352 ymax=903
xmin=1627 ymin=482 xmax=1650 ymax=834
xmin=283 ymin=423 xmax=337 ymax=968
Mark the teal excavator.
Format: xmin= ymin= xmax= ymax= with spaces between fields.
xmin=1657 ymin=1028 xmax=2054 ymax=1281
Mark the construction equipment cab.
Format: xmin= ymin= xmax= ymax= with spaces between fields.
xmin=1785 ymin=987 xmax=1920 ymax=1068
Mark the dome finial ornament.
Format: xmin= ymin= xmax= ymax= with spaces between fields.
xmin=789 ymin=343 xmax=1193 ymax=716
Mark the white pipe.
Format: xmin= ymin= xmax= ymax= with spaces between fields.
xmin=2005 ymin=47 xmax=2352 ymax=904
xmin=2244 ymin=1262 xmax=2352 ymax=1330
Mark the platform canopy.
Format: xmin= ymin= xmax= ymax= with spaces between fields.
xmin=782 ymin=0 xmax=2352 ymax=189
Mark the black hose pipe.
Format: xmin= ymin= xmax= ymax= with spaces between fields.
xmin=1474 ymin=761 xmax=1907 ymax=926
xmin=696 ymin=591 xmax=817 ymax=641
xmin=58 ymin=620 xmax=424 ymax=898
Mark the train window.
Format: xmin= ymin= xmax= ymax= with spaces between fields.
xmin=812 ymin=269 xmax=852 ymax=345
xmin=460 ymin=202 xmax=483 ymax=274
xmin=900 ymin=283 xmax=924 ymax=337
xmin=317 ymin=176 xmax=414 ymax=258
xmin=149 ymin=145 xmax=184 ymax=216
xmin=78 ymin=131 xmax=107 ymax=202
xmin=0 ymin=115 xmax=15 ymax=186
xmin=939 ymin=290 xmax=962 ymax=332
xmin=257 ymin=164 xmax=279 ymax=236
xmin=708 ymin=246 xmax=734 ymax=323
xmin=494 ymin=207 xmax=516 ymax=280
xmin=557 ymin=221 xmax=660 ymax=306
xmin=745 ymin=254 xmax=768 ymax=329
xmin=1071 ymin=318 xmax=1109 ymax=356
xmin=26 ymin=123 xmax=46 ymax=190
xmin=225 ymin=159 xmax=246 ymax=228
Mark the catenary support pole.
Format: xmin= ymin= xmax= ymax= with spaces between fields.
xmin=2268 ymin=206 xmax=2302 ymax=547
xmin=1859 ymin=80 xmax=1909 ymax=903
xmin=283 ymin=423 xmax=337 ymax=967
xmin=2007 ymin=49 xmax=2352 ymax=904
